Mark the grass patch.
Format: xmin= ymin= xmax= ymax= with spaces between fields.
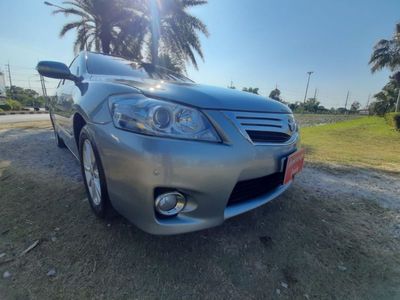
xmin=301 ymin=116 xmax=400 ymax=172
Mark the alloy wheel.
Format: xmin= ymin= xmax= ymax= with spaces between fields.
xmin=82 ymin=139 xmax=102 ymax=205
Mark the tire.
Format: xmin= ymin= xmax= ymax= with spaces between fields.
xmin=55 ymin=131 xmax=66 ymax=148
xmin=79 ymin=125 xmax=112 ymax=218
xmin=50 ymin=114 xmax=66 ymax=148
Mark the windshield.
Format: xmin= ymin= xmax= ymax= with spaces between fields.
xmin=86 ymin=53 xmax=193 ymax=83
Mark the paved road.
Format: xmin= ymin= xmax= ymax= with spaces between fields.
xmin=0 ymin=113 xmax=50 ymax=123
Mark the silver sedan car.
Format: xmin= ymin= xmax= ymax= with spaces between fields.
xmin=37 ymin=52 xmax=304 ymax=235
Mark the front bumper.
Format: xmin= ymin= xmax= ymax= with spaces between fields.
xmin=90 ymin=110 xmax=299 ymax=235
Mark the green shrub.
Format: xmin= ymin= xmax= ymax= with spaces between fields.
xmin=385 ymin=112 xmax=400 ymax=131
xmin=0 ymin=102 xmax=11 ymax=111
xmin=6 ymin=99 xmax=22 ymax=111
xmin=0 ymin=108 xmax=3 ymax=112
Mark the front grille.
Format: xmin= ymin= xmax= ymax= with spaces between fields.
xmin=246 ymin=130 xmax=291 ymax=143
xmin=223 ymin=111 xmax=295 ymax=144
xmin=228 ymin=172 xmax=284 ymax=205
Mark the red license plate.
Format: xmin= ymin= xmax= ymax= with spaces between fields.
xmin=283 ymin=149 xmax=305 ymax=184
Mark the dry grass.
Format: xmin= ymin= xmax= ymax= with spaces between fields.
xmin=0 ymin=120 xmax=51 ymax=130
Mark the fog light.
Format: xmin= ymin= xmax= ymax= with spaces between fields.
xmin=155 ymin=192 xmax=186 ymax=216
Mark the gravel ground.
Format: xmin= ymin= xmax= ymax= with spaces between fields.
xmin=1 ymin=127 xmax=400 ymax=299
xmin=0 ymin=128 xmax=81 ymax=182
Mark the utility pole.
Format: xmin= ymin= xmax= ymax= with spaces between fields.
xmin=39 ymin=75 xmax=47 ymax=97
xmin=303 ymin=71 xmax=314 ymax=103
xmin=313 ymin=88 xmax=318 ymax=100
xmin=344 ymin=90 xmax=350 ymax=112
xmin=396 ymin=89 xmax=400 ymax=112
xmin=6 ymin=62 xmax=13 ymax=98
xmin=366 ymin=93 xmax=371 ymax=109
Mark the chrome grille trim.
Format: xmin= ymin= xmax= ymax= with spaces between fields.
xmin=223 ymin=111 xmax=298 ymax=145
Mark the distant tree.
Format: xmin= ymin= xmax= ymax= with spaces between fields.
xmin=35 ymin=96 xmax=47 ymax=108
xmin=6 ymin=86 xmax=39 ymax=106
xmin=304 ymin=98 xmax=320 ymax=113
xmin=228 ymin=81 xmax=236 ymax=89
xmin=269 ymin=88 xmax=282 ymax=102
xmin=242 ymin=87 xmax=259 ymax=94
xmin=350 ymin=101 xmax=361 ymax=113
xmin=317 ymin=105 xmax=329 ymax=113
xmin=288 ymin=101 xmax=303 ymax=113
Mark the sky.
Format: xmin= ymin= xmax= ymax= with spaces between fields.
xmin=0 ymin=0 xmax=399 ymax=108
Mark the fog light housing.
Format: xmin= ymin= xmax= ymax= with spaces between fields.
xmin=155 ymin=192 xmax=186 ymax=216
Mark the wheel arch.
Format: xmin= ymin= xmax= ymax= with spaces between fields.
xmin=73 ymin=112 xmax=87 ymax=149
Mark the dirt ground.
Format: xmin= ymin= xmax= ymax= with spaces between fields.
xmin=1 ymin=127 xmax=400 ymax=299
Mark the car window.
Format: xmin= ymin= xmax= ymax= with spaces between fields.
xmin=86 ymin=53 xmax=193 ymax=83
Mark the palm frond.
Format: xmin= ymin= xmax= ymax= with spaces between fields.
xmin=53 ymin=0 xmax=209 ymax=67
xmin=182 ymin=0 xmax=208 ymax=8
xmin=59 ymin=21 xmax=84 ymax=37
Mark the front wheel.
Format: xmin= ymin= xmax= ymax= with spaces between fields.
xmin=79 ymin=126 xmax=112 ymax=218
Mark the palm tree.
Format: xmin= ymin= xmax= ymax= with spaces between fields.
xmin=269 ymin=88 xmax=282 ymax=102
xmin=53 ymin=0 xmax=129 ymax=54
xmin=122 ymin=0 xmax=209 ymax=68
xmin=370 ymin=23 xmax=400 ymax=113
xmin=52 ymin=0 xmax=209 ymax=70
xmin=242 ymin=87 xmax=259 ymax=94
xmin=157 ymin=53 xmax=186 ymax=74
xmin=369 ymin=23 xmax=400 ymax=72
xmin=371 ymin=77 xmax=399 ymax=115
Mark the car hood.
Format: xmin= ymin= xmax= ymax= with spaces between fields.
xmin=108 ymin=77 xmax=291 ymax=113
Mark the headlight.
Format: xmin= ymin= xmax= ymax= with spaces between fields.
xmin=109 ymin=94 xmax=221 ymax=142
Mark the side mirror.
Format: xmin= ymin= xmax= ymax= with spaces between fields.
xmin=36 ymin=61 xmax=79 ymax=82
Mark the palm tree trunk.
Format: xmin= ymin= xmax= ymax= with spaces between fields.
xmin=102 ymin=39 xmax=111 ymax=54
xmin=150 ymin=0 xmax=160 ymax=65
xmin=101 ymin=35 xmax=111 ymax=54
xmin=99 ymin=27 xmax=111 ymax=54
xmin=150 ymin=35 xmax=159 ymax=65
